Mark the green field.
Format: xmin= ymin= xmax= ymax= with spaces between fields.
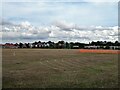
xmin=2 ymin=49 xmax=118 ymax=88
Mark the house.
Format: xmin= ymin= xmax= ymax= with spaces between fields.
xmin=84 ymin=45 xmax=120 ymax=50
xmin=0 ymin=44 xmax=4 ymax=48
xmin=4 ymin=43 xmax=19 ymax=48
xmin=109 ymin=46 xmax=120 ymax=50
xmin=28 ymin=43 xmax=33 ymax=48
xmin=44 ymin=43 xmax=50 ymax=47
xmin=84 ymin=45 xmax=100 ymax=49
xmin=72 ymin=45 xmax=79 ymax=49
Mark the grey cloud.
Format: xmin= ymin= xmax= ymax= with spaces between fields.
xmin=54 ymin=20 xmax=113 ymax=32
xmin=0 ymin=19 xmax=14 ymax=26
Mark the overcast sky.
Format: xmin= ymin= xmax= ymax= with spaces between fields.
xmin=1 ymin=0 xmax=119 ymax=43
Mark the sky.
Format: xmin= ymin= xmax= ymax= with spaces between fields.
xmin=0 ymin=0 xmax=119 ymax=43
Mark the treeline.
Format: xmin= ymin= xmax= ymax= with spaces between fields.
xmin=12 ymin=40 xmax=120 ymax=49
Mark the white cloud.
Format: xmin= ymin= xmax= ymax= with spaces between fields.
xmin=1 ymin=21 xmax=51 ymax=42
xmin=1 ymin=20 xmax=119 ymax=43
xmin=20 ymin=21 xmax=31 ymax=27
xmin=49 ymin=21 xmax=118 ymax=42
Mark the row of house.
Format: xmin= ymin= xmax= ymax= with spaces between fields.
xmin=27 ymin=43 xmax=50 ymax=48
xmin=84 ymin=45 xmax=120 ymax=50
xmin=0 ymin=44 xmax=18 ymax=48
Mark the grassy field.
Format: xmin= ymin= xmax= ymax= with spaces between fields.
xmin=2 ymin=49 xmax=118 ymax=88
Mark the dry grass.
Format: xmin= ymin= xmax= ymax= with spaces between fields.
xmin=2 ymin=49 xmax=118 ymax=88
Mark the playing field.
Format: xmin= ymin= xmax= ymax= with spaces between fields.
xmin=2 ymin=49 xmax=118 ymax=88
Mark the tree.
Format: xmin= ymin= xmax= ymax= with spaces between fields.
xmin=19 ymin=43 xmax=23 ymax=48
xmin=47 ymin=41 xmax=54 ymax=48
xmin=65 ymin=42 xmax=70 ymax=49
xmin=70 ymin=42 xmax=74 ymax=49
xmin=115 ymin=41 xmax=119 ymax=46
xmin=58 ymin=41 xmax=65 ymax=48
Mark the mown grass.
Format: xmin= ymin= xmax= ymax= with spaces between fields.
xmin=2 ymin=49 xmax=118 ymax=88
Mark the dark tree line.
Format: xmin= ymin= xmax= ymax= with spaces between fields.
xmin=14 ymin=40 xmax=120 ymax=49
xmin=90 ymin=41 xmax=120 ymax=46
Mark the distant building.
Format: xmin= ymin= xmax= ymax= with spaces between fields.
xmin=72 ymin=45 xmax=79 ymax=49
xmin=4 ymin=43 xmax=19 ymax=48
xmin=0 ymin=44 xmax=4 ymax=48
xmin=84 ymin=45 xmax=120 ymax=50
xmin=109 ymin=46 xmax=120 ymax=50
xmin=84 ymin=45 xmax=100 ymax=49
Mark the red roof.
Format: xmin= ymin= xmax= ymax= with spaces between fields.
xmin=5 ymin=44 xmax=15 ymax=46
xmin=0 ymin=44 xmax=4 ymax=46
